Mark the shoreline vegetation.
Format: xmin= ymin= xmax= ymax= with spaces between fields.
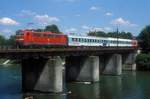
xmin=136 ymin=25 xmax=150 ymax=71
xmin=136 ymin=53 xmax=150 ymax=71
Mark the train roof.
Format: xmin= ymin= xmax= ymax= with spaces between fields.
xmin=20 ymin=30 xmax=67 ymax=35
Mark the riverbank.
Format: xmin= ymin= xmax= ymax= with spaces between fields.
xmin=136 ymin=53 xmax=150 ymax=70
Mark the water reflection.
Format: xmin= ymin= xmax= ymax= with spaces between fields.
xmin=1 ymin=64 xmax=150 ymax=99
xmin=0 ymin=65 xmax=22 ymax=99
xmin=67 ymin=82 xmax=100 ymax=99
xmin=100 ymin=76 xmax=122 ymax=99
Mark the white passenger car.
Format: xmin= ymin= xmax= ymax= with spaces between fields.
xmin=68 ymin=35 xmax=135 ymax=47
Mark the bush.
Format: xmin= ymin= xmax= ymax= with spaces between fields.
xmin=136 ymin=53 xmax=150 ymax=70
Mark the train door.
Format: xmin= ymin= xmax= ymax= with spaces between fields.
xmin=103 ymin=40 xmax=107 ymax=46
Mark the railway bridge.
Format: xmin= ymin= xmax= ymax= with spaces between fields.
xmin=0 ymin=47 xmax=138 ymax=93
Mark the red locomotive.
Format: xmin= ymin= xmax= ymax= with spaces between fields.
xmin=15 ymin=30 xmax=68 ymax=48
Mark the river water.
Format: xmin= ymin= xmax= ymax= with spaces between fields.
xmin=0 ymin=64 xmax=150 ymax=99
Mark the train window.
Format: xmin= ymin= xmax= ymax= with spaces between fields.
xmin=16 ymin=31 xmax=24 ymax=36
xmin=82 ymin=39 xmax=84 ymax=42
xmin=73 ymin=38 xmax=75 ymax=41
xmin=81 ymin=38 xmax=83 ymax=42
xmin=79 ymin=38 xmax=81 ymax=42
xmin=72 ymin=38 xmax=74 ymax=41
xmin=43 ymin=34 xmax=48 ymax=37
xmin=33 ymin=33 xmax=41 ymax=37
xmin=86 ymin=39 xmax=88 ymax=42
xmin=76 ymin=38 xmax=78 ymax=42
xmin=78 ymin=38 xmax=81 ymax=42
xmin=90 ymin=39 xmax=92 ymax=42
xmin=89 ymin=39 xmax=91 ymax=42
xmin=88 ymin=39 xmax=91 ymax=42
xmin=48 ymin=34 xmax=56 ymax=38
xmin=110 ymin=40 xmax=112 ymax=43
xmin=73 ymin=38 xmax=77 ymax=42
xmin=112 ymin=41 xmax=115 ymax=43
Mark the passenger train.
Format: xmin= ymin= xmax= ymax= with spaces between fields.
xmin=15 ymin=30 xmax=138 ymax=48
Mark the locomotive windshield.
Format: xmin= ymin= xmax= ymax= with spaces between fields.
xmin=16 ymin=30 xmax=24 ymax=36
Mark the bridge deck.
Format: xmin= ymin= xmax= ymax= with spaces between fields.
xmin=0 ymin=47 xmax=137 ymax=58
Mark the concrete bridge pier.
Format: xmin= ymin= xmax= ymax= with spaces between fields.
xmin=122 ymin=53 xmax=137 ymax=71
xmin=103 ymin=54 xmax=122 ymax=75
xmin=66 ymin=56 xmax=99 ymax=82
xmin=22 ymin=56 xmax=63 ymax=93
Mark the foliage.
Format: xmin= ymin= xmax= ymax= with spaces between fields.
xmin=87 ymin=31 xmax=133 ymax=39
xmin=0 ymin=35 xmax=16 ymax=48
xmin=138 ymin=25 xmax=150 ymax=52
xmin=6 ymin=35 xmax=16 ymax=45
xmin=0 ymin=35 xmax=6 ymax=45
xmin=35 ymin=29 xmax=44 ymax=32
xmin=88 ymin=31 xmax=107 ymax=37
xmin=44 ymin=24 xmax=61 ymax=33
xmin=33 ymin=24 xmax=61 ymax=33
xmin=136 ymin=53 xmax=150 ymax=70
xmin=108 ymin=31 xmax=133 ymax=39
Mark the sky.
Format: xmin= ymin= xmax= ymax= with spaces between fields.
xmin=0 ymin=0 xmax=150 ymax=37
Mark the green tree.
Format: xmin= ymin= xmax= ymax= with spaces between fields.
xmin=6 ymin=35 xmax=16 ymax=46
xmin=107 ymin=32 xmax=118 ymax=38
xmin=126 ymin=32 xmax=133 ymax=39
xmin=138 ymin=25 xmax=150 ymax=51
xmin=87 ymin=31 xmax=107 ymax=37
xmin=35 ymin=29 xmax=44 ymax=32
xmin=136 ymin=53 xmax=150 ymax=70
xmin=0 ymin=35 xmax=6 ymax=46
xmin=88 ymin=30 xmax=133 ymax=39
xmin=107 ymin=31 xmax=133 ymax=39
xmin=44 ymin=24 xmax=61 ymax=33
